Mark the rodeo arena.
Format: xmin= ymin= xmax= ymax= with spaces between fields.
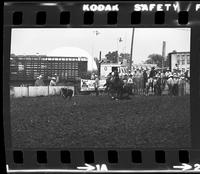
xmin=10 ymin=52 xmax=190 ymax=99
xmin=10 ymin=50 xmax=191 ymax=148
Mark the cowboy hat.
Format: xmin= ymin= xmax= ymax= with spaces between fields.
xmin=37 ymin=75 xmax=43 ymax=79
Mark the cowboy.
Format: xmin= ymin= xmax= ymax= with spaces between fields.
xmin=149 ymin=67 xmax=156 ymax=78
xmin=35 ymin=75 xmax=45 ymax=86
xmin=148 ymin=67 xmax=156 ymax=93
xmin=49 ymin=77 xmax=57 ymax=86
xmin=114 ymin=69 xmax=119 ymax=79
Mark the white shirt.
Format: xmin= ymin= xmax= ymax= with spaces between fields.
xmin=50 ymin=80 xmax=56 ymax=86
xmin=167 ymin=78 xmax=174 ymax=85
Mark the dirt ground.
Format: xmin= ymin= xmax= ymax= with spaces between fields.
xmin=10 ymin=95 xmax=191 ymax=148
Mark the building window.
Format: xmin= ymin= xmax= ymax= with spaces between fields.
xmin=177 ymin=55 xmax=180 ymax=65
xmin=181 ymin=55 xmax=185 ymax=65
xmin=187 ymin=55 xmax=190 ymax=64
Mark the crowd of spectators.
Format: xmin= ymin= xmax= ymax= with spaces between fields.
xmin=108 ymin=67 xmax=190 ymax=96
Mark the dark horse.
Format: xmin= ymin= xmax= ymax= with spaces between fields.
xmin=104 ymin=76 xmax=131 ymax=100
xmin=145 ymin=77 xmax=163 ymax=96
xmin=154 ymin=77 xmax=162 ymax=96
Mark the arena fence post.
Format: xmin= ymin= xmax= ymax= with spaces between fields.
xmin=27 ymin=86 xmax=29 ymax=97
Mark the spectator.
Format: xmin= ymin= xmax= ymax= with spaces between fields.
xmin=167 ymin=75 xmax=174 ymax=96
xmin=35 ymin=75 xmax=45 ymax=86
xmin=91 ymin=73 xmax=95 ymax=80
xmin=138 ymin=69 xmax=143 ymax=93
xmin=135 ymin=69 xmax=140 ymax=94
xmin=123 ymin=74 xmax=128 ymax=84
xmin=114 ymin=69 xmax=119 ymax=79
xmin=49 ymin=77 xmax=57 ymax=86
xmin=173 ymin=63 xmax=179 ymax=73
xmin=185 ymin=69 xmax=190 ymax=81
xmin=178 ymin=76 xmax=185 ymax=96
xmin=127 ymin=73 xmax=133 ymax=85
xmin=143 ymin=70 xmax=148 ymax=90
xmin=172 ymin=75 xmax=179 ymax=96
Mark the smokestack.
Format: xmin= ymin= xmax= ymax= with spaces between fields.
xmin=162 ymin=41 xmax=166 ymax=60
xmin=162 ymin=41 xmax=166 ymax=71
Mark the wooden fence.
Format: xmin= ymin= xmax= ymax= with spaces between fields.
xmin=10 ymin=86 xmax=74 ymax=98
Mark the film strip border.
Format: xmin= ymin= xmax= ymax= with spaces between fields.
xmin=6 ymin=149 xmax=200 ymax=171
xmin=3 ymin=1 xmax=200 ymax=172
xmin=4 ymin=2 xmax=200 ymax=26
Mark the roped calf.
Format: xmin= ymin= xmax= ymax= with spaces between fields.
xmin=60 ymin=88 xmax=73 ymax=100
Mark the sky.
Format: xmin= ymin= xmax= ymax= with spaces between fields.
xmin=11 ymin=28 xmax=191 ymax=70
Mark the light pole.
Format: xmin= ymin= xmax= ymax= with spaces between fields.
xmin=91 ymin=30 xmax=100 ymax=71
xmin=92 ymin=30 xmax=100 ymax=59
xmin=117 ymin=37 xmax=123 ymax=64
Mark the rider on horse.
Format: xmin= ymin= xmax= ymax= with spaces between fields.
xmin=148 ymin=67 xmax=156 ymax=92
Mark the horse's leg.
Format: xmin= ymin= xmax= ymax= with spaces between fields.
xmin=154 ymin=85 xmax=156 ymax=96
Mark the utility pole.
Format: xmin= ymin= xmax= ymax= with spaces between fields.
xmin=130 ymin=28 xmax=135 ymax=71
xmin=98 ymin=51 xmax=102 ymax=78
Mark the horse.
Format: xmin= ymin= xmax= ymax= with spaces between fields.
xmin=104 ymin=76 xmax=131 ymax=100
xmin=145 ymin=77 xmax=162 ymax=96
xmin=153 ymin=77 xmax=162 ymax=96
xmin=145 ymin=77 xmax=155 ymax=96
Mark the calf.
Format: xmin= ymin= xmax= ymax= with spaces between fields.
xmin=60 ymin=88 xmax=73 ymax=100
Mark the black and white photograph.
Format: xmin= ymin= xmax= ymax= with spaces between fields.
xmin=10 ymin=28 xmax=191 ymax=148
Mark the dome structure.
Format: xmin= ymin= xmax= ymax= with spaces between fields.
xmin=47 ymin=47 xmax=97 ymax=71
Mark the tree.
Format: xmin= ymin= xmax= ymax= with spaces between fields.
xmin=145 ymin=54 xmax=165 ymax=68
xmin=119 ymin=53 xmax=131 ymax=64
xmin=105 ymin=51 xmax=118 ymax=63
